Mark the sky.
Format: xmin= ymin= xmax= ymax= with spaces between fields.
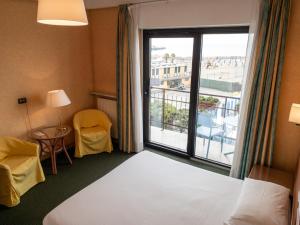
xmin=151 ymin=34 xmax=249 ymax=57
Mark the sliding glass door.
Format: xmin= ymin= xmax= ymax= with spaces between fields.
xmin=195 ymin=33 xmax=249 ymax=165
xmin=148 ymin=37 xmax=194 ymax=151
xmin=143 ymin=28 xmax=249 ymax=167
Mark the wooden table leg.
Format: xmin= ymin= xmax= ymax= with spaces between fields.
xmin=62 ymin=138 xmax=72 ymax=165
xmin=50 ymin=141 xmax=57 ymax=175
xmin=38 ymin=142 xmax=43 ymax=159
xmin=39 ymin=140 xmax=57 ymax=175
xmin=40 ymin=138 xmax=72 ymax=175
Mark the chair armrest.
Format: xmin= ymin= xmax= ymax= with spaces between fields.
xmin=3 ymin=137 xmax=39 ymax=157
xmin=74 ymin=128 xmax=81 ymax=141
xmin=0 ymin=163 xmax=17 ymax=204
xmin=21 ymin=141 xmax=39 ymax=156
xmin=99 ymin=119 xmax=112 ymax=132
xmin=73 ymin=123 xmax=80 ymax=132
xmin=73 ymin=114 xmax=81 ymax=131
xmin=0 ymin=163 xmax=10 ymax=171
xmin=104 ymin=121 xmax=112 ymax=132
xmin=73 ymin=126 xmax=82 ymax=145
xmin=0 ymin=163 xmax=13 ymax=183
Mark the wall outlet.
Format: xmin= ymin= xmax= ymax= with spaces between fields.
xmin=18 ymin=97 xmax=27 ymax=104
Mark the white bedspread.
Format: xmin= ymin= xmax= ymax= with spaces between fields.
xmin=43 ymin=151 xmax=243 ymax=225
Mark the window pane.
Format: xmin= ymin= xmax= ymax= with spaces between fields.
xmin=195 ymin=34 xmax=248 ymax=165
xmin=151 ymin=68 xmax=155 ymax=76
xmin=149 ymin=38 xmax=193 ymax=151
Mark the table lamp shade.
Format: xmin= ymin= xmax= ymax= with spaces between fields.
xmin=47 ymin=90 xmax=71 ymax=108
xmin=37 ymin=0 xmax=88 ymax=26
xmin=289 ymin=103 xmax=300 ymax=124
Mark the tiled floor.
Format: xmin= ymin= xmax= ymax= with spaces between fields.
xmin=150 ymin=126 xmax=234 ymax=165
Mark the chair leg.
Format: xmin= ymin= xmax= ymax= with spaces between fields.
xmin=206 ymin=138 xmax=211 ymax=158
xmin=220 ymin=136 xmax=224 ymax=153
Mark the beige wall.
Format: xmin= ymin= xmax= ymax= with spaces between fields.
xmin=0 ymin=0 xmax=94 ymax=141
xmin=88 ymin=7 xmax=118 ymax=96
xmin=273 ymin=0 xmax=300 ymax=173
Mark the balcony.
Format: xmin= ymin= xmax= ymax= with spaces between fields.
xmin=149 ymin=87 xmax=240 ymax=165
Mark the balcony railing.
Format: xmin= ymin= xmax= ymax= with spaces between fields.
xmin=150 ymin=87 xmax=240 ymax=142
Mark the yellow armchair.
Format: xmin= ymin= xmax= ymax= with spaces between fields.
xmin=0 ymin=137 xmax=45 ymax=207
xmin=73 ymin=109 xmax=113 ymax=158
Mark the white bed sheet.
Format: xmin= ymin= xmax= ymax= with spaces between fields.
xmin=43 ymin=151 xmax=243 ymax=225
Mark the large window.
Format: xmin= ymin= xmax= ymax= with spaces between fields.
xmin=143 ymin=27 xmax=249 ymax=167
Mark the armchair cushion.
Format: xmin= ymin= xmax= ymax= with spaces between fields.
xmin=81 ymin=126 xmax=107 ymax=142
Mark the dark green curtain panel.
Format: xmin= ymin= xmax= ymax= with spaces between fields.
xmin=239 ymin=0 xmax=291 ymax=179
xmin=116 ymin=5 xmax=135 ymax=153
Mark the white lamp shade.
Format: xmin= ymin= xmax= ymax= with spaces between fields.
xmin=289 ymin=103 xmax=300 ymax=124
xmin=47 ymin=90 xmax=71 ymax=108
xmin=37 ymin=0 xmax=88 ymax=26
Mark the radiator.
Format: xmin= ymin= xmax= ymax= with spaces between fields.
xmin=95 ymin=94 xmax=118 ymax=139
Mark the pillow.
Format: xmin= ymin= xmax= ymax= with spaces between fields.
xmin=225 ymin=178 xmax=290 ymax=225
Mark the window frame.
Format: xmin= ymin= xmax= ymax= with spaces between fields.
xmin=143 ymin=26 xmax=249 ymax=169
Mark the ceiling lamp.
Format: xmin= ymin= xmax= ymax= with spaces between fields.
xmin=37 ymin=0 xmax=88 ymax=26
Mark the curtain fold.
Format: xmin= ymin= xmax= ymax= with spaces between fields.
xmin=128 ymin=5 xmax=144 ymax=153
xmin=231 ymin=0 xmax=291 ymax=179
xmin=116 ymin=5 xmax=144 ymax=153
xmin=230 ymin=0 xmax=262 ymax=178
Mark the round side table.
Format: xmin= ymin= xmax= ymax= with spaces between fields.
xmin=31 ymin=125 xmax=73 ymax=175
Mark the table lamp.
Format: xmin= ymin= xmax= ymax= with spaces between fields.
xmin=47 ymin=90 xmax=71 ymax=127
xmin=289 ymin=103 xmax=300 ymax=125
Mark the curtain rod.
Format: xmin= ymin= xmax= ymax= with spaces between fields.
xmin=128 ymin=0 xmax=168 ymax=6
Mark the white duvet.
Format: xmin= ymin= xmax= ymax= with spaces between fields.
xmin=43 ymin=151 xmax=243 ymax=225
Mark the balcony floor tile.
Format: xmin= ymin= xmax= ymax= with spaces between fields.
xmin=150 ymin=126 xmax=234 ymax=165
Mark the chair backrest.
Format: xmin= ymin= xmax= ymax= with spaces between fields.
xmin=0 ymin=137 xmax=23 ymax=160
xmin=197 ymin=112 xmax=214 ymax=128
xmin=74 ymin=109 xmax=110 ymax=129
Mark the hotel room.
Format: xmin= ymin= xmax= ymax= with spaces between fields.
xmin=0 ymin=0 xmax=299 ymax=224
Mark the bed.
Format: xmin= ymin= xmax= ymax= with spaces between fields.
xmin=43 ymin=151 xmax=296 ymax=225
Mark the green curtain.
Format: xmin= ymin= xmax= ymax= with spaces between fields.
xmin=116 ymin=5 xmax=135 ymax=153
xmin=239 ymin=0 xmax=291 ymax=179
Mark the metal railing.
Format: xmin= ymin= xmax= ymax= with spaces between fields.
xmin=150 ymin=87 xmax=240 ymax=139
